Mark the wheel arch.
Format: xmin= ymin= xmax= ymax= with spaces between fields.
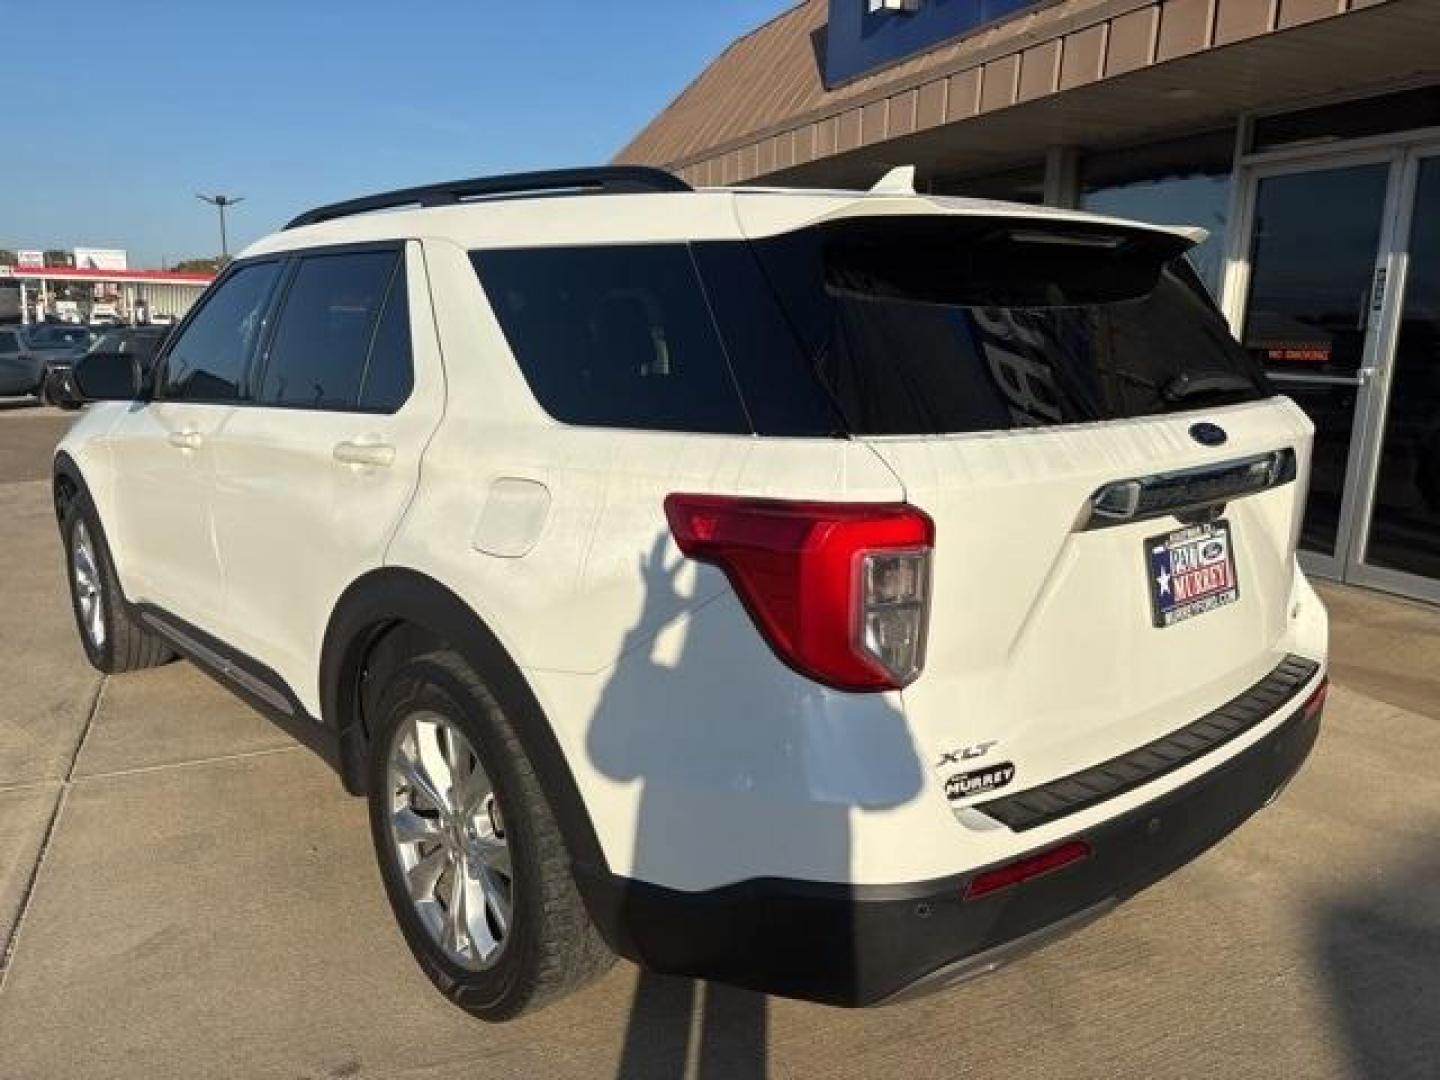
xmin=52 ymin=450 xmax=85 ymax=524
xmin=320 ymin=567 xmax=609 ymax=877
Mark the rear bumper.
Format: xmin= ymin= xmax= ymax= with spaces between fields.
xmin=575 ymin=680 xmax=1323 ymax=1006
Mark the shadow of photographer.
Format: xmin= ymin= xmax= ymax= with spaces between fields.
xmin=1319 ymin=834 xmax=1440 ymax=1079
xmin=586 ymin=533 xmax=922 ymax=1078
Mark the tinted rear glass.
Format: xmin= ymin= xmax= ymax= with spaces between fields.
xmin=470 ymin=218 xmax=1269 ymax=437
xmin=471 ymin=245 xmax=750 ymax=434
xmin=729 ymin=218 xmax=1272 ymax=435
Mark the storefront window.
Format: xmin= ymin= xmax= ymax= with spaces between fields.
xmin=935 ymin=163 xmax=1045 ymax=205
xmin=1080 ymin=129 xmax=1235 ymax=297
xmin=1251 ymin=85 xmax=1440 ymax=155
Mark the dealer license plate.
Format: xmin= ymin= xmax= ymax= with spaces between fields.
xmin=1145 ymin=521 xmax=1239 ymax=628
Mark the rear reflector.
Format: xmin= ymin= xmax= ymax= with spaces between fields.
xmin=964 ymin=841 xmax=1092 ymax=901
xmin=1301 ymin=678 xmax=1329 ymax=721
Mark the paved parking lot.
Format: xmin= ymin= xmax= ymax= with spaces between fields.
xmin=0 ymin=399 xmax=1438 ymax=1079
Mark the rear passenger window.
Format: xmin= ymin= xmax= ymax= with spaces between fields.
xmin=162 ymin=261 xmax=283 ymax=402
xmin=358 ymin=267 xmax=413 ymax=412
xmin=471 ymin=245 xmax=751 ymax=433
xmin=259 ymin=250 xmax=398 ymax=410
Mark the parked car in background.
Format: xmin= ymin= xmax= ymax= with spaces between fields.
xmin=0 ymin=325 xmax=43 ymax=397
xmin=28 ymin=324 xmax=97 ymax=353
xmin=45 ymin=325 xmax=170 ymax=409
xmin=1 ymin=324 xmax=95 ymax=398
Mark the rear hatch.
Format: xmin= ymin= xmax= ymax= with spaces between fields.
xmin=713 ymin=208 xmax=1313 ymax=809
xmin=870 ymin=402 xmax=1310 ymax=805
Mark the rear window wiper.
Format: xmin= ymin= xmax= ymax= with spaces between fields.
xmin=1162 ymin=371 xmax=1258 ymax=403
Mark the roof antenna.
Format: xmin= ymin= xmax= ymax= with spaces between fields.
xmin=869 ymin=165 xmax=917 ymax=195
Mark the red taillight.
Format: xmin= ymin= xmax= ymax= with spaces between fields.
xmin=1301 ymin=678 xmax=1329 ymax=721
xmin=963 ymin=841 xmax=1092 ymax=901
xmin=664 ymin=494 xmax=934 ymax=692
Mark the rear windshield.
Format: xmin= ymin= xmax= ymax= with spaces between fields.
xmin=471 ymin=216 xmax=1271 ymax=437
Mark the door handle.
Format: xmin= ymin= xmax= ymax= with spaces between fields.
xmin=167 ymin=430 xmax=203 ymax=450
xmin=333 ymin=440 xmax=395 ymax=467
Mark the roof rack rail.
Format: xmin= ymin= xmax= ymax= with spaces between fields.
xmin=284 ymin=166 xmax=691 ymax=230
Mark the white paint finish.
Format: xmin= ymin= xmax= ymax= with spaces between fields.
xmin=872 ymin=397 xmax=1319 ymax=806
xmin=526 ymin=580 xmax=1327 ymax=890
xmin=529 ymin=593 xmax=938 ymax=888
xmin=206 ymin=243 xmax=445 ymax=713
xmin=239 ymin=187 xmax=1205 ymax=261
xmin=729 ymin=189 xmax=1206 ymax=246
xmin=471 ymin=478 xmax=552 ymax=558
xmin=97 ymin=401 xmax=233 ymax=628
xmin=388 ymin=415 xmax=905 ymax=678
xmin=384 ymin=237 xmax=907 ymax=677
xmin=56 ymin=187 xmax=1329 ymax=901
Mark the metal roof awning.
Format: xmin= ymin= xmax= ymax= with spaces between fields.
xmin=617 ymin=0 xmax=1440 ymax=188
xmin=4 ymin=266 xmax=214 ymax=285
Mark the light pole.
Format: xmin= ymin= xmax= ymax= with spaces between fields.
xmin=196 ymin=193 xmax=244 ymax=261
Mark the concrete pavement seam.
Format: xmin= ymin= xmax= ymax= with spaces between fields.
xmin=72 ymin=742 xmax=303 ymax=785
xmin=0 ymin=777 xmax=68 ymax=796
xmin=63 ymin=676 xmax=107 ymax=783
xmin=0 ymin=676 xmax=106 ymax=992
xmin=0 ymin=779 xmax=70 ymax=994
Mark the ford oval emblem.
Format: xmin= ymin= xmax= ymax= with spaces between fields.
xmin=1190 ymin=422 xmax=1228 ymax=447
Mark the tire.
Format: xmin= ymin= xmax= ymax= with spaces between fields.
xmin=366 ymin=650 xmax=613 ymax=1021
xmin=61 ymin=494 xmax=174 ymax=673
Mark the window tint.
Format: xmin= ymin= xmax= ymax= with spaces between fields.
xmin=471 ymin=245 xmax=750 ymax=433
xmin=689 ymin=243 xmax=840 ymax=437
xmin=162 ymin=261 xmax=283 ymax=402
xmin=259 ymin=250 xmax=397 ymax=410
xmin=0 ymin=331 xmax=18 ymax=352
xmin=358 ymin=264 xmax=413 ymax=412
xmin=705 ymin=218 xmax=1271 ymax=435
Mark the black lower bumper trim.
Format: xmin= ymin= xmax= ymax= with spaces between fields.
xmin=574 ymin=685 xmax=1323 ymax=1006
xmin=977 ymin=654 xmax=1320 ymax=832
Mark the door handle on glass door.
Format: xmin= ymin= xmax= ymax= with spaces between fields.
xmin=333 ymin=440 xmax=395 ymax=467
xmin=167 ymin=430 xmax=203 ymax=450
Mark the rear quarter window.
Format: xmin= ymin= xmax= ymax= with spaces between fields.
xmin=470 ymin=245 xmax=751 ymax=434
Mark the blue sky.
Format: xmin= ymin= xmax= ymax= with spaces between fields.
xmin=0 ymin=0 xmax=789 ymax=267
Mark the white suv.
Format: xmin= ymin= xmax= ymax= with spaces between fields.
xmin=53 ymin=166 xmax=1329 ymax=1020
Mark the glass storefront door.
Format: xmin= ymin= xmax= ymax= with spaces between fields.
xmin=1351 ymin=149 xmax=1440 ymax=601
xmin=1236 ymin=156 xmax=1398 ymax=579
xmin=1233 ymin=144 xmax=1440 ymax=602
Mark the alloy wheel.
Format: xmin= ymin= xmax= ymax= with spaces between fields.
xmin=386 ymin=711 xmax=513 ymax=970
xmin=71 ymin=521 xmax=106 ymax=650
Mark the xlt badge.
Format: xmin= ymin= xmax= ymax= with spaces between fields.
xmin=945 ymin=762 xmax=1016 ymax=801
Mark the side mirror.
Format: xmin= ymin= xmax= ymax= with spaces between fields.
xmin=71 ymin=351 xmax=143 ymax=403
